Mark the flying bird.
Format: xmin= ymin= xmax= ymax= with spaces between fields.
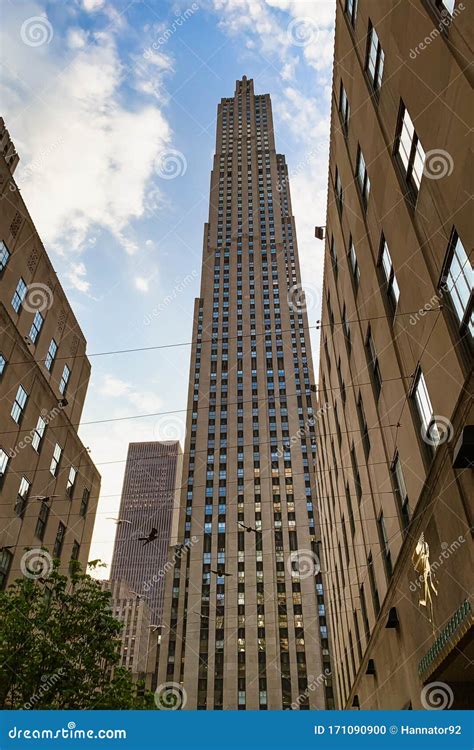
xmin=138 ymin=527 xmax=158 ymax=546
xmin=107 ymin=518 xmax=132 ymax=525
xmin=238 ymin=521 xmax=257 ymax=534
xmin=210 ymin=569 xmax=232 ymax=577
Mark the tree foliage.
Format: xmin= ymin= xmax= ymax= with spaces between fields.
xmin=0 ymin=560 xmax=155 ymax=709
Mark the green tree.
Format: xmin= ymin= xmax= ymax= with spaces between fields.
xmin=0 ymin=559 xmax=155 ymax=709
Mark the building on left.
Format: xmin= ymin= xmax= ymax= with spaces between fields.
xmin=0 ymin=118 xmax=100 ymax=587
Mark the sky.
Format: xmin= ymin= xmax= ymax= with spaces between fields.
xmin=1 ymin=0 xmax=336 ymax=574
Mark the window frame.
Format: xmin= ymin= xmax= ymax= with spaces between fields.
xmin=344 ymin=0 xmax=358 ymax=27
xmin=11 ymin=278 xmax=27 ymax=313
xmin=394 ymin=101 xmax=425 ymax=200
xmin=365 ymin=21 xmax=385 ymax=94
xmin=378 ymin=234 xmax=400 ymax=315
xmin=11 ymin=385 xmax=28 ymax=424
xmin=0 ymin=240 xmax=10 ymax=273
xmin=356 ymin=145 xmax=371 ymax=209
xmin=440 ymin=228 xmax=473 ymax=340
xmin=338 ymin=80 xmax=350 ymax=133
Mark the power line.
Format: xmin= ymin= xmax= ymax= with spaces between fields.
xmin=4 ymin=309 xmax=440 ymax=369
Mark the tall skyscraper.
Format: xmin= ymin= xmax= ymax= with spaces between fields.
xmin=157 ymin=78 xmax=332 ymax=710
xmin=0 ymin=119 xmax=100 ymax=588
xmin=110 ymin=441 xmax=182 ymax=624
xmin=316 ymin=0 xmax=472 ymax=709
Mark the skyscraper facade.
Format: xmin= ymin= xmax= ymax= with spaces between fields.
xmin=110 ymin=440 xmax=182 ymax=624
xmin=157 ymin=78 xmax=332 ymax=710
xmin=0 ymin=118 xmax=100 ymax=588
xmin=316 ymin=0 xmax=472 ymax=709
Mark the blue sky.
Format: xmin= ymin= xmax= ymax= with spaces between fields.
xmin=1 ymin=0 xmax=335 ymax=572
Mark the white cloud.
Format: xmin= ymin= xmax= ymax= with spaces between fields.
xmin=65 ymin=261 xmax=90 ymax=293
xmin=99 ymin=374 xmax=163 ymax=412
xmin=67 ymin=27 xmax=88 ymax=49
xmin=134 ymin=276 xmax=150 ymax=293
xmin=82 ymin=0 xmax=105 ymax=11
xmin=1 ymin=3 xmax=173 ymax=264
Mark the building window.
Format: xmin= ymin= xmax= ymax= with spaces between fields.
xmin=335 ymin=168 xmax=343 ymax=213
xmin=11 ymin=278 xmax=27 ymax=313
xmin=441 ymin=230 xmax=473 ymax=337
xmin=348 ymin=237 xmax=360 ymax=287
xmin=80 ymin=488 xmax=90 ymax=517
xmin=35 ymin=501 xmax=50 ymax=540
xmin=15 ymin=476 xmax=31 ymax=518
xmin=378 ymin=512 xmax=392 ymax=578
xmin=379 ymin=235 xmax=400 ymax=312
xmin=0 ymin=353 xmax=6 ymax=377
xmin=329 ymin=235 xmax=338 ymax=276
xmin=32 ymin=415 xmax=46 ymax=452
xmin=395 ymin=102 xmax=425 ymax=197
xmin=45 ymin=339 xmax=58 ymax=371
xmin=53 ymin=522 xmax=66 ymax=558
xmin=339 ymin=81 xmax=350 ymax=132
xmin=432 ymin=0 xmax=456 ymax=13
xmin=392 ymin=454 xmax=410 ymax=533
xmin=29 ymin=311 xmax=44 ymax=344
xmin=11 ymin=385 xmax=28 ymax=423
xmin=357 ymin=394 xmax=371 ymax=458
xmin=50 ymin=443 xmax=62 ymax=476
xmin=356 ymin=146 xmax=370 ymax=208
xmin=412 ymin=369 xmax=438 ymax=447
xmin=342 ymin=304 xmax=351 ymax=351
xmin=0 ymin=548 xmax=13 ymax=590
xmin=66 ymin=466 xmax=77 ymax=497
xmin=59 ymin=364 xmax=70 ymax=395
xmin=367 ymin=552 xmax=380 ymax=615
xmin=0 ymin=240 xmax=10 ymax=272
xmin=0 ymin=448 xmax=9 ymax=478
xmin=345 ymin=0 xmax=357 ymax=26
xmin=366 ymin=328 xmax=381 ymax=397
xmin=70 ymin=541 xmax=80 ymax=563
xmin=366 ymin=22 xmax=384 ymax=93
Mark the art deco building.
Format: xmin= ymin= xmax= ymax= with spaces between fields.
xmin=157 ymin=78 xmax=332 ymax=710
xmin=110 ymin=440 xmax=182 ymax=624
xmin=316 ymin=0 xmax=473 ymax=709
xmin=0 ymin=118 xmax=100 ymax=587
xmin=100 ymin=579 xmax=157 ymax=686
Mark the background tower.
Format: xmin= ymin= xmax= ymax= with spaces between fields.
xmin=110 ymin=440 xmax=182 ymax=624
